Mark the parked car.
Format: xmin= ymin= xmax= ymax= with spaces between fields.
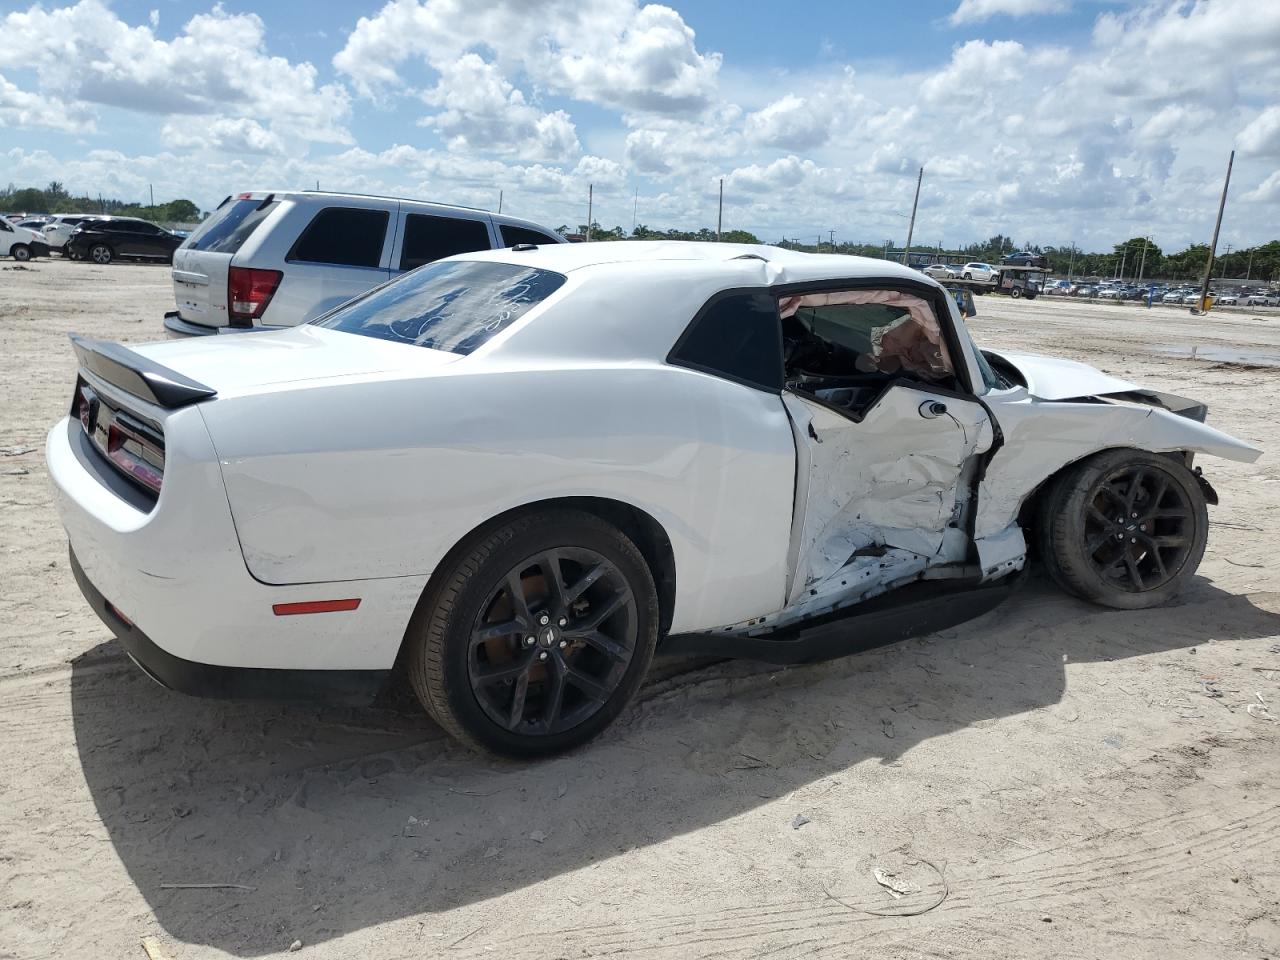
xmin=0 ymin=218 xmax=50 ymax=260
xmin=41 ymin=214 xmax=100 ymax=252
xmin=999 ymin=251 xmax=1048 ymax=268
xmin=1215 ymin=292 xmax=1239 ymax=305
xmin=922 ymin=263 xmax=959 ymax=279
xmin=164 ymin=190 xmax=568 ymax=337
xmin=1043 ymin=279 xmax=1071 ymax=295
xmin=1096 ymin=285 xmax=1123 ymax=299
xmin=1245 ymin=292 xmax=1279 ymax=306
xmin=16 ymin=217 xmax=52 ymax=233
xmin=49 ymin=242 xmax=1260 ymax=756
xmin=66 ymin=217 xmax=183 ymax=265
xmin=1072 ymin=284 xmax=1097 ymax=297
xmin=961 ymin=262 xmax=997 ymax=281
xmin=1161 ymin=290 xmax=1186 ymax=303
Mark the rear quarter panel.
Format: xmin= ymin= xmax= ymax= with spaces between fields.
xmin=200 ymin=363 xmax=798 ymax=633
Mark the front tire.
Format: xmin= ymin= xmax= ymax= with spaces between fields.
xmin=963 ymin=272 xmax=972 ymax=279
xmin=1037 ymin=449 xmax=1208 ymax=609
xmin=11 ymin=244 xmax=30 ymax=262
xmin=90 ymin=244 xmax=113 ymax=265
xmin=1010 ymin=286 xmax=1022 ymax=299
xmin=406 ymin=510 xmax=659 ymax=757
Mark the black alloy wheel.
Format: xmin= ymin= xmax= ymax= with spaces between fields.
xmin=406 ymin=509 xmax=659 ymax=757
xmin=1038 ymin=449 xmax=1208 ymax=610
xmin=1080 ymin=464 xmax=1195 ymax=593
xmin=467 ymin=548 xmax=638 ymax=735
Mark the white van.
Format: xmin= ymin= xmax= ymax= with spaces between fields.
xmin=164 ymin=191 xmax=567 ymax=336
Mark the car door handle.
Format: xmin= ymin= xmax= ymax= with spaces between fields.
xmin=918 ymin=400 xmax=948 ymax=419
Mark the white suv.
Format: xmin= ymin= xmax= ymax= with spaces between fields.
xmin=41 ymin=215 xmax=100 ymax=253
xmin=164 ymin=191 xmax=568 ymax=336
xmin=961 ymin=262 xmax=997 ymax=281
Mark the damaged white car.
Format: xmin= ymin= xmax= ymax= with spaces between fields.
xmin=48 ymin=242 xmax=1260 ymax=756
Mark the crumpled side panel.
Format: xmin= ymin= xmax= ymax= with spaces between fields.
xmin=783 ymin=389 xmax=991 ymax=604
xmin=976 ymin=392 xmax=1262 ymax=540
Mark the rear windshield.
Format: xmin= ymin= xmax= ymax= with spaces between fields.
xmin=183 ymin=197 xmax=278 ymax=254
xmin=312 ymin=260 xmax=566 ymax=355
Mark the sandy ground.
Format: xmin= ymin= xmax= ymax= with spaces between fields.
xmin=1 ymin=258 xmax=1278 ymax=960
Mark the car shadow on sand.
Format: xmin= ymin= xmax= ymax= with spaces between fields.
xmin=69 ymin=574 xmax=1280 ymax=955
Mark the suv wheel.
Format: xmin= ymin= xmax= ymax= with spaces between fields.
xmin=10 ymin=244 xmax=30 ymax=262
xmin=1037 ymin=449 xmax=1208 ymax=610
xmin=406 ymin=509 xmax=659 ymax=757
xmin=89 ymin=244 xmax=113 ymax=265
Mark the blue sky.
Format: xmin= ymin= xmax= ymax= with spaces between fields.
xmin=2 ymin=0 xmax=1278 ymax=251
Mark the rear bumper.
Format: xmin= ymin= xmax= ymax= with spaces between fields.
xmin=47 ymin=409 xmax=427 ymax=673
xmin=70 ymin=548 xmax=389 ymax=701
xmin=163 ymin=311 xmax=273 ymax=338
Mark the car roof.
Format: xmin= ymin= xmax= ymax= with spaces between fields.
xmin=224 ymin=189 xmax=556 ymax=232
xmin=453 ymin=240 xmax=932 ymax=287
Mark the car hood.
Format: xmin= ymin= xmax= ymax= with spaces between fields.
xmin=985 ymin=349 xmax=1140 ymax=400
xmin=130 ymin=325 xmax=459 ymax=398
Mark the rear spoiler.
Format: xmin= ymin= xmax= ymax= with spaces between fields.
xmin=70 ymin=334 xmax=216 ymax=409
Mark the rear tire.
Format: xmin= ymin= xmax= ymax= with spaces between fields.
xmin=11 ymin=244 xmax=30 ymax=262
xmin=405 ymin=510 xmax=659 ymax=757
xmin=1037 ymin=449 xmax=1208 ymax=609
xmin=90 ymin=244 xmax=113 ymax=265
xmin=963 ymin=272 xmax=972 ymax=279
xmin=1010 ymin=286 xmax=1022 ymax=299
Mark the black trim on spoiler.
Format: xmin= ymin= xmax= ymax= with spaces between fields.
xmin=70 ymin=334 xmax=216 ymax=408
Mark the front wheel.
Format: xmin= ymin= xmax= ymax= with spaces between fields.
xmin=11 ymin=244 xmax=30 ymax=262
xmin=89 ymin=244 xmax=113 ymax=265
xmin=406 ymin=510 xmax=659 ymax=757
xmin=1010 ymin=286 xmax=1022 ymax=299
xmin=1037 ymin=449 xmax=1208 ymax=609
xmin=963 ymin=272 xmax=972 ymax=280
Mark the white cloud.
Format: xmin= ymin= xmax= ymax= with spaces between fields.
xmin=0 ymin=74 xmax=90 ymax=133
xmin=1244 ymin=169 xmax=1280 ymax=204
xmin=949 ymin=0 xmax=1068 ymax=26
xmin=0 ymin=0 xmax=350 ymax=144
xmin=1237 ymin=105 xmax=1280 ymax=158
xmin=334 ymin=0 xmax=720 ymax=114
xmin=418 ymin=54 xmax=579 ymax=162
xmin=161 ymin=117 xmax=285 ymax=155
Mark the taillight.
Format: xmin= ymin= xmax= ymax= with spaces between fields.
xmin=227 ymin=266 xmax=282 ymax=326
xmin=106 ymin=420 xmax=164 ymax=494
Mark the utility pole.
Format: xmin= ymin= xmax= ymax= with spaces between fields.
xmin=1220 ymin=242 xmax=1232 ymax=278
xmin=1198 ymin=150 xmax=1234 ymax=311
xmin=1137 ymin=236 xmax=1149 ymax=284
xmin=717 ymin=178 xmax=723 ymax=242
xmin=1246 ymin=246 xmax=1254 ymax=280
xmin=586 ymin=183 xmax=593 ymax=242
xmin=828 ymin=229 xmax=835 ymax=251
xmin=497 ymin=189 xmax=503 ymax=214
xmin=149 ymin=183 xmax=154 ymax=207
xmin=901 ymin=166 xmax=923 ymax=266
xmin=632 ymin=186 xmax=638 ymax=235
xmin=1117 ymin=248 xmax=1126 ymax=281
xmin=1068 ymin=242 xmax=1076 ymax=281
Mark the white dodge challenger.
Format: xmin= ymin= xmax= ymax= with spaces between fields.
xmin=48 ymin=242 xmax=1260 ymax=756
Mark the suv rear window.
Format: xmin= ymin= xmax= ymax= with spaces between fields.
xmin=400 ymin=214 xmax=491 ymax=271
xmin=289 ymin=207 xmax=389 ymax=268
xmin=184 ymin=197 xmax=279 ymax=254
xmin=500 ymin=224 xmax=559 ymax=247
xmin=312 ymin=260 xmax=566 ymax=355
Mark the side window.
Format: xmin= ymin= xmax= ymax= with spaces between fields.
xmin=288 ymin=207 xmax=389 ymax=268
xmin=779 ymin=289 xmax=956 ymax=398
xmin=499 ymin=224 xmax=558 ymax=247
xmin=400 ymin=214 xmax=491 ymax=271
xmin=669 ymin=292 xmax=782 ymax=391
xmin=134 ymin=222 xmax=160 ymax=234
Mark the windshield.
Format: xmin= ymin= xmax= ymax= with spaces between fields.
xmin=311 ymin=259 xmax=567 ymax=355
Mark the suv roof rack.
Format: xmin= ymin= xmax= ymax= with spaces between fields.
xmin=299 ymin=189 xmax=490 ymax=214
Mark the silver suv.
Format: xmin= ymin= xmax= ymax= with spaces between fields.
xmin=164 ymin=191 xmax=566 ymax=336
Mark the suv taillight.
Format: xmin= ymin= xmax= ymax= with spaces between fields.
xmin=228 ymin=266 xmax=283 ymax=327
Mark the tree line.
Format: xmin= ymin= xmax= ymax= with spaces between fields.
xmin=1 ymin=182 xmax=201 ymax=224
xmin=7 ymin=182 xmax=1275 ymax=282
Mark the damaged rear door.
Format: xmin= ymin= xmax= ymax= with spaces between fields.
xmin=777 ymin=286 xmax=995 ymax=618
